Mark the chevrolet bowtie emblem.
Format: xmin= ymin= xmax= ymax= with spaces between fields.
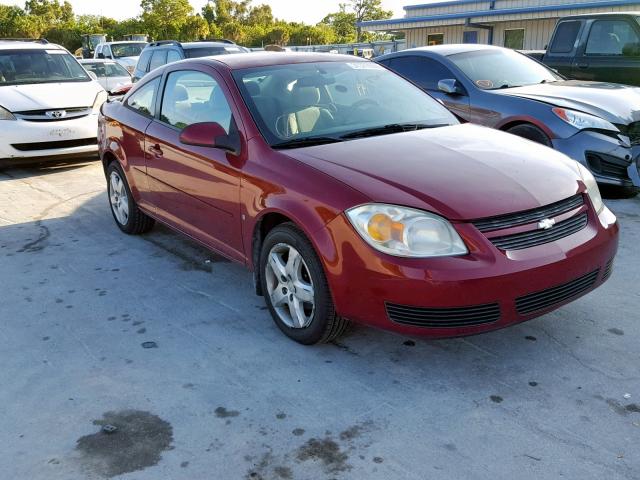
xmin=538 ymin=218 xmax=556 ymax=230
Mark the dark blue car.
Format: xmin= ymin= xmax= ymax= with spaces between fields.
xmin=376 ymin=45 xmax=640 ymax=193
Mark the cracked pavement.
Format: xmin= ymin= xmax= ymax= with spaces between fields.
xmin=0 ymin=160 xmax=639 ymax=479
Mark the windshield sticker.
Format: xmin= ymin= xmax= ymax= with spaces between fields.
xmin=346 ymin=62 xmax=383 ymax=70
xmin=476 ymin=79 xmax=493 ymax=89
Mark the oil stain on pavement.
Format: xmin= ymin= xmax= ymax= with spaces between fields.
xmin=75 ymin=410 xmax=173 ymax=478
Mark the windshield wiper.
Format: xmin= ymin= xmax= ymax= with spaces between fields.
xmin=340 ymin=123 xmax=447 ymax=140
xmin=271 ymin=136 xmax=343 ymax=149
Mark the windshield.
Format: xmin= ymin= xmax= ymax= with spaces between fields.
xmin=111 ymin=43 xmax=146 ymax=58
xmin=233 ymin=61 xmax=457 ymax=146
xmin=448 ymin=48 xmax=562 ymax=89
xmin=0 ymin=49 xmax=90 ymax=86
xmin=185 ymin=46 xmax=244 ymax=58
xmin=82 ymin=61 xmax=130 ymax=78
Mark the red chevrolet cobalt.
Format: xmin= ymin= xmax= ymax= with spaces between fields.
xmin=98 ymin=53 xmax=618 ymax=344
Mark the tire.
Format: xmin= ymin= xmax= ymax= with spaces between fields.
xmin=599 ymin=184 xmax=639 ymax=199
xmin=506 ymin=124 xmax=552 ymax=147
xmin=107 ymin=161 xmax=155 ymax=235
xmin=259 ymin=222 xmax=349 ymax=344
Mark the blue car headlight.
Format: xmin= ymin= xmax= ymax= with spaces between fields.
xmin=552 ymin=107 xmax=618 ymax=133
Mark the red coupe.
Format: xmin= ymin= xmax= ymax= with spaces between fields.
xmin=98 ymin=53 xmax=618 ymax=344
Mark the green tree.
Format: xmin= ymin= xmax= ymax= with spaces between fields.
xmin=320 ymin=4 xmax=356 ymax=44
xmin=140 ymin=0 xmax=193 ymax=40
xmin=350 ymin=0 xmax=392 ymax=42
xmin=180 ymin=14 xmax=210 ymax=41
xmin=24 ymin=0 xmax=73 ymax=25
xmin=289 ymin=24 xmax=336 ymax=46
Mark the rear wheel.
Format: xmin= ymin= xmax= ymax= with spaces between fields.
xmin=107 ymin=161 xmax=154 ymax=235
xmin=506 ymin=124 xmax=552 ymax=147
xmin=260 ymin=223 xmax=349 ymax=344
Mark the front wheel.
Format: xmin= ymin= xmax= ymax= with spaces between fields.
xmin=506 ymin=124 xmax=552 ymax=147
xmin=260 ymin=223 xmax=349 ymax=344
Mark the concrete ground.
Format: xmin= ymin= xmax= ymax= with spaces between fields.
xmin=0 ymin=159 xmax=638 ymax=480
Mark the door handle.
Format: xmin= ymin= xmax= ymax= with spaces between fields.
xmin=148 ymin=144 xmax=163 ymax=157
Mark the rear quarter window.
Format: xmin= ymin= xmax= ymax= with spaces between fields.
xmin=137 ymin=50 xmax=152 ymax=72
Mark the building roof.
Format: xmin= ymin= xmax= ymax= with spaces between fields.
xmin=360 ymin=0 xmax=640 ymax=29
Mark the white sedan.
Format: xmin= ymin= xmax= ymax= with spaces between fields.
xmin=79 ymin=59 xmax=132 ymax=97
xmin=0 ymin=40 xmax=106 ymax=166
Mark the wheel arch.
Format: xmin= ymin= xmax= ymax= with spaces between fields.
xmin=497 ymin=116 xmax=555 ymax=141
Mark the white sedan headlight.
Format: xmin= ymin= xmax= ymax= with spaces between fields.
xmin=553 ymin=107 xmax=618 ymax=133
xmin=576 ymin=162 xmax=604 ymax=214
xmin=0 ymin=105 xmax=16 ymax=121
xmin=92 ymin=90 xmax=108 ymax=112
xmin=346 ymin=204 xmax=468 ymax=258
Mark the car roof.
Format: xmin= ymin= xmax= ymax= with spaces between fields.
xmin=79 ymin=58 xmax=119 ymax=63
xmin=559 ymin=11 xmax=640 ymax=19
xmin=181 ymin=41 xmax=242 ymax=49
xmin=0 ymin=40 xmax=64 ymax=50
xmin=196 ymin=51 xmax=369 ymax=70
xmin=401 ymin=44 xmax=505 ymax=57
xmin=100 ymin=41 xmax=147 ymax=45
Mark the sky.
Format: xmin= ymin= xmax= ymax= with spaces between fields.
xmin=2 ymin=0 xmax=409 ymax=24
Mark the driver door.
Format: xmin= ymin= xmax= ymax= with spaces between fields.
xmin=144 ymin=67 xmax=244 ymax=261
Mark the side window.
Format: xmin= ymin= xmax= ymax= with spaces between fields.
xmin=160 ymin=70 xmax=232 ymax=132
xmin=149 ymin=50 xmax=167 ymax=72
xmin=126 ymin=77 xmax=160 ymax=117
xmin=586 ymin=20 xmax=640 ymax=56
xmin=167 ymin=50 xmax=181 ymax=63
xmin=389 ymin=56 xmax=456 ymax=91
xmin=137 ymin=50 xmax=152 ymax=72
xmin=549 ymin=21 xmax=582 ymax=53
xmin=103 ymin=45 xmax=112 ymax=58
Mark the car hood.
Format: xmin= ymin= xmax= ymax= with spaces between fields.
xmin=0 ymin=81 xmax=103 ymax=112
xmin=494 ymin=80 xmax=640 ymax=124
xmin=116 ymin=56 xmax=139 ymax=67
xmin=284 ymin=124 xmax=581 ymax=221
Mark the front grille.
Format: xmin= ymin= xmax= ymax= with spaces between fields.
xmin=11 ymin=138 xmax=97 ymax=151
xmin=586 ymin=152 xmax=630 ymax=180
xmin=472 ymin=195 xmax=583 ymax=233
xmin=386 ymin=302 xmax=500 ymax=328
xmin=602 ymin=258 xmax=614 ymax=281
xmin=515 ymin=269 xmax=599 ymax=315
xmin=488 ymin=213 xmax=588 ymax=251
xmin=13 ymin=107 xmax=91 ymax=122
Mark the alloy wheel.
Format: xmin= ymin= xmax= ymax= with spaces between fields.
xmin=109 ymin=171 xmax=129 ymax=225
xmin=264 ymin=243 xmax=315 ymax=328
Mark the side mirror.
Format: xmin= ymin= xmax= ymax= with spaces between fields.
xmin=87 ymin=71 xmax=98 ymax=81
xmin=179 ymin=122 xmax=239 ymax=153
xmin=438 ymin=78 xmax=465 ymax=95
xmin=97 ymin=52 xmax=105 ymax=59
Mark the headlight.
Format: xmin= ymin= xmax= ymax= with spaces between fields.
xmin=92 ymin=90 xmax=108 ymax=112
xmin=346 ymin=204 xmax=468 ymax=258
xmin=0 ymin=105 xmax=16 ymax=121
xmin=576 ymin=162 xmax=604 ymax=214
xmin=553 ymin=107 xmax=618 ymax=133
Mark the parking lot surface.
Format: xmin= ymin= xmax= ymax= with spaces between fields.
xmin=1 ymin=159 xmax=639 ymax=480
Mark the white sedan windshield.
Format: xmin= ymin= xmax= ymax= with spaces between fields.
xmin=0 ymin=49 xmax=90 ymax=85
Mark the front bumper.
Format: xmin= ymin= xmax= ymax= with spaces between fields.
xmin=318 ymin=204 xmax=618 ymax=338
xmin=553 ymin=130 xmax=639 ymax=188
xmin=0 ymin=114 xmax=99 ymax=164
